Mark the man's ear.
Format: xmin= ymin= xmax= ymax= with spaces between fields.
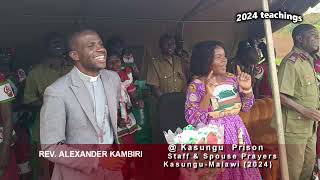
xmin=296 ymin=35 xmax=303 ymax=44
xmin=69 ymin=51 xmax=80 ymax=61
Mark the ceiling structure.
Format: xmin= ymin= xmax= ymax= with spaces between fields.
xmin=0 ymin=0 xmax=318 ymax=64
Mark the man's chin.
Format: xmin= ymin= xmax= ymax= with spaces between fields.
xmin=92 ymin=64 xmax=106 ymax=71
xmin=97 ymin=65 xmax=106 ymax=70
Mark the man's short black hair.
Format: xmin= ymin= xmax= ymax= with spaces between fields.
xmin=159 ymin=33 xmax=175 ymax=48
xmin=108 ymin=52 xmax=122 ymax=59
xmin=107 ymin=53 xmax=121 ymax=61
xmin=236 ymin=42 xmax=257 ymax=63
xmin=190 ymin=41 xmax=226 ymax=77
xmin=292 ymin=24 xmax=317 ymax=44
xmin=67 ymin=29 xmax=98 ymax=51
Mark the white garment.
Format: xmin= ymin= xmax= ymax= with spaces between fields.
xmin=123 ymin=57 xmax=134 ymax=63
xmin=76 ymin=68 xmax=114 ymax=144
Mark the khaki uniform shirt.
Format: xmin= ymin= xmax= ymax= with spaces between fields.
xmin=24 ymin=60 xmax=72 ymax=141
xmin=24 ymin=61 xmax=73 ymax=105
xmin=277 ymin=47 xmax=319 ymax=136
xmin=146 ymin=55 xmax=186 ymax=94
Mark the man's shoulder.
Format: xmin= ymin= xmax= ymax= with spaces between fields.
xmin=100 ymin=69 xmax=120 ymax=81
xmin=151 ymin=55 xmax=182 ymax=63
xmin=45 ymin=74 xmax=70 ymax=94
xmin=100 ymin=69 xmax=118 ymax=76
xmin=150 ymin=56 xmax=161 ymax=64
xmin=283 ymin=53 xmax=300 ymax=64
xmin=29 ymin=63 xmax=51 ymax=72
xmin=28 ymin=64 xmax=55 ymax=79
xmin=173 ymin=55 xmax=184 ymax=63
xmin=282 ymin=48 xmax=306 ymax=65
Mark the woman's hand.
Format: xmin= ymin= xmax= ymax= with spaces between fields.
xmin=237 ymin=65 xmax=252 ymax=91
xmin=204 ymin=71 xmax=218 ymax=96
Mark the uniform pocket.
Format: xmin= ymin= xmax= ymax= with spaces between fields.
xmin=158 ymin=72 xmax=173 ymax=80
xmin=285 ymin=110 xmax=309 ymax=134
xmin=300 ymin=76 xmax=318 ymax=97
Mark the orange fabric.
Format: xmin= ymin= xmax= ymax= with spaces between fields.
xmin=239 ymin=98 xmax=280 ymax=180
xmin=239 ymin=97 xmax=277 ymax=144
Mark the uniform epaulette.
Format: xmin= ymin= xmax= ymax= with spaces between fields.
xmin=298 ymin=53 xmax=308 ymax=61
xmin=151 ymin=57 xmax=159 ymax=61
xmin=288 ymin=53 xmax=300 ymax=63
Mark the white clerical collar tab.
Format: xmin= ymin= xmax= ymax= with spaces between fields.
xmin=89 ymin=75 xmax=99 ymax=82
xmin=76 ymin=67 xmax=100 ymax=82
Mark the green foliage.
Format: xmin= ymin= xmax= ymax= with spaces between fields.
xmin=277 ymin=13 xmax=320 ymax=34
xmin=275 ymin=57 xmax=282 ymax=66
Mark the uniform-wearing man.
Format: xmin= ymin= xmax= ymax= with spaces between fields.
xmin=23 ymin=32 xmax=73 ymax=179
xmin=146 ymin=34 xmax=187 ymax=143
xmin=276 ymin=24 xmax=320 ymax=180
xmin=40 ymin=29 xmax=124 ymax=180
xmin=24 ymin=32 xmax=73 ymax=142
xmin=146 ymin=34 xmax=187 ymax=98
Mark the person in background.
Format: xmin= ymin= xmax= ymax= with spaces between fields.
xmin=0 ymin=73 xmax=19 ymax=180
xmin=229 ymin=41 xmax=262 ymax=97
xmin=146 ymin=33 xmax=187 ymax=98
xmin=23 ymin=32 xmax=73 ymax=179
xmin=106 ymin=37 xmax=152 ymax=144
xmin=122 ymin=47 xmax=152 ymax=144
xmin=255 ymin=42 xmax=273 ymax=98
xmin=122 ymin=48 xmax=140 ymax=80
xmin=146 ymin=34 xmax=187 ymax=143
xmin=186 ymin=40 xmax=261 ymax=179
xmin=0 ymin=48 xmax=31 ymax=180
xmin=107 ymin=53 xmax=143 ymax=180
xmin=275 ymin=24 xmax=320 ymax=180
xmin=107 ymin=54 xmax=141 ymax=144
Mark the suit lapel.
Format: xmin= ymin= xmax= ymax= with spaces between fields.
xmin=100 ymin=71 xmax=118 ymax=137
xmin=70 ymin=68 xmax=100 ymax=134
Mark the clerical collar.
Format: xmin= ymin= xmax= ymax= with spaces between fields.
xmin=76 ymin=67 xmax=100 ymax=82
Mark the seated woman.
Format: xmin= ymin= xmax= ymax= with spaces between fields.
xmin=185 ymin=41 xmax=261 ymax=179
